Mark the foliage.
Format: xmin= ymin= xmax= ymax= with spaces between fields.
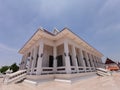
xmin=0 ymin=66 xmax=9 ymax=74
xmin=10 ymin=63 xmax=19 ymax=72
xmin=0 ymin=63 xmax=19 ymax=74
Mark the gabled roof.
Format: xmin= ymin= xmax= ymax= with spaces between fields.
xmin=44 ymin=29 xmax=55 ymax=36
xmin=105 ymin=58 xmax=117 ymax=64
xmin=19 ymin=27 xmax=103 ymax=57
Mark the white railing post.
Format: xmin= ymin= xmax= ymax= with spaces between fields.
xmin=3 ymin=70 xmax=27 ymax=84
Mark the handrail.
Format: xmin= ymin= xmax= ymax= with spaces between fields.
xmin=3 ymin=70 xmax=27 ymax=84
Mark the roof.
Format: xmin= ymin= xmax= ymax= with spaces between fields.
xmin=44 ymin=29 xmax=55 ymax=36
xmin=19 ymin=27 xmax=103 ymax=57
xmin=105 ymin=58 xmax=117 ymax=64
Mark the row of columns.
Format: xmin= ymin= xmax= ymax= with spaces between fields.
xmin=63 ymin=39 xmax=103 ymax=74
xmin=20 ymin=39 xmax=103 ymax=75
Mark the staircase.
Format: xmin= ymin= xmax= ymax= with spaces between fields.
xmin=3 ymin=70 xmax=27 ymax=84
xmin=96 ymin=68 xmax=111 ymax=76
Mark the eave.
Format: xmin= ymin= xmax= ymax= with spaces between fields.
xmin=19 ymin=28 xmax=103 ymax=57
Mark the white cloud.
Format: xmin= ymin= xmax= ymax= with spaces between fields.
xmin=95 ymin=23 xmax=120 ymax=36
xmin=0 ymin=43 xmax=21 ymax=66
xmin=0 ymin=43 xmax=17 ymax=52
xmin=98 ymin=0 xmax=120 ymax=15
xmin=39 ymin=0 xmax=69 ymax=18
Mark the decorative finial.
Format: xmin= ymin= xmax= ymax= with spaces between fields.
xmin=38 ymin=26 xmax=44 ymax=31
xmin=53 ymin=27 xmax=59 ymax=35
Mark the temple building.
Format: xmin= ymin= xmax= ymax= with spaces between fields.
xmin=19 ymin=27 xmax=104 ymax=75
xmin=105 ymin=58 xmax=119 ymax=71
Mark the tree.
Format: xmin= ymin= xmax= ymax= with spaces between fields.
xmin=10 ymin=63 xmax=19 ymax=72
xmin=0 ymin=66 xmax=9 ymax=74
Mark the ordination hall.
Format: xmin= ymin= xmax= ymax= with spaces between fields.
xmin=19 ymin=28 xmax=104 ymax=76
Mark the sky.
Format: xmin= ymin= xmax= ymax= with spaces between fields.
xmin=0 ymin=0 xmax=120 ymax=66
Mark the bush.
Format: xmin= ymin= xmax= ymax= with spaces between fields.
xmin=10 ymin=63 xmax=19 ymax=72
xmin=0 ymin=66 xmax=9 ymax=74
xmin=0 ymin=63 xmax=19 ymax=74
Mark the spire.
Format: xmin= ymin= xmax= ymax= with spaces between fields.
xmin=53 ymin=27 xmax=59 ymax=35
xmin=38 ymin=26 xmax=44 ymax=31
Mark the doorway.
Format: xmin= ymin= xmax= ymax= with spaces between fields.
xmin=57 ymin=55 xmax=63 ymax=67
xmin=49 ymin=55 xmax=53 ymax=67
xmin=69 ymin=55 xmax=73 ymax=66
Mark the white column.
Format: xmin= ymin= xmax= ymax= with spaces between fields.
xmin=27 ymin=52 xmax=32 ymax=74
xmin=64 ymin=39 xmax=71 ymax=74
xmin=30 ymin=49 xmax=34 ymax=75
xmin=91 ymin=55 xmax=95 ymax=68
xmin=84 ymin=51 xmax=91 ymax=72
xmin=88 ymin=53 xmax=95 ymax=71
xmin=53 ymin=46 xmax=57 ymax=73
xmin=89 ymin=54 xmax=95 ymax=68
xmin=79 ymin=49 xmax=86 ymax=72
xmin=97 ymin=57 xmax=100 ymax=67
xmin=72 ymin=45 xmax=79 ymax=73
xmin=31 ymin=46 xmax=37 ymax=75
xmin=20 ymin=55 xmax=25 ymax=70
xmin=84 ymin=51 xmax=90 ymax=67
xmin=93 ymin=56 xmax=97 ymax=68
xmin=23 ymin=54 xmax=28 ymax=70
xmin=95 ymin=56 xmax=98 ymax=67
xmin=36 ymin=40 xmax=44 ymax=75
xmin=99 ymin=58 xmax=103 ymax=68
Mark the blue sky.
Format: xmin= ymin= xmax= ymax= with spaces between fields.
xmin=0 ymin=0 xmax=120 ymax=66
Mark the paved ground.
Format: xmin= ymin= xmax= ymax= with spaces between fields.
xmin=0 ymin=72 xmax=120 ymax=90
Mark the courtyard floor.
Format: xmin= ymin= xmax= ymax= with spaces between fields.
xmin=1 ymin=72 xmax=120 ymax=90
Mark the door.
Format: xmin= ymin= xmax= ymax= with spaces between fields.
xmin=57 ymin=55 xmax=63 ymax=67
xmin=69 ymin=55 xmax=73 ymax=66
xmin=49 ymin=55 xmax=53 ymax=67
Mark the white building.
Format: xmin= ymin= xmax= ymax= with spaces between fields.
xmin=19 ymin=28 xmax=103 ymax=75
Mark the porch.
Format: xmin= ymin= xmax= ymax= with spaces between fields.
xmin=27 ymin=66 xmax=95 ymax=75
xmin=23 ymin=38 xmax=98 ymax=75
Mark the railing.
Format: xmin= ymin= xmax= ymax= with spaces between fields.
xmin=91 ymin=67 xmax=95 ymax=71
xmin=28 ymin=66 xmax=96 ymax=75
xmin=71 ymin=66 xmax=76 ymax=73
xmin=56 ymin=66 xmax=66 ymax=74
xmin=3 ymin=70 xmax=27 ymax=84
xmin=96 ymin=68 xmax=111 ymax=76
xmin=31 ymin=68 xmax=37 ymax=75
xmin=78 ymin=66 xmax=85 ymax=72
xmin=42 ymin=67 xmax=54 ymax=74
xmin=86 ymin=67 xmax=91 ymax=72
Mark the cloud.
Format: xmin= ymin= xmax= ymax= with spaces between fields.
xmin=0 ymin=43 xmax=21 ymax=66
xmin=94 ymin=0 xmax=120 ymax=28
xmin=95 ymin=23 xmax=120 ymax=35
xmin=38 ymin=0 xmax=69 ymax=19
xmin=0 ymin=0 xmax=120 ymax=65
xmin=0 ymin=43 xmax=17 ymax=52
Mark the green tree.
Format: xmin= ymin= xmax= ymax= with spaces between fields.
xmin=0 ymin=66 xmax=9 ymax=74
xmin=10 ymin=63 xmax=19 ymax=72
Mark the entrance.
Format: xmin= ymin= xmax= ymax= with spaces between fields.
xmin=49 ymin=55 xmax=53 ymax=67
xmin=69 ymin=55 xmax=73 ymax=66
xmin=57 ymin=55 xmax=63 ymax=67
